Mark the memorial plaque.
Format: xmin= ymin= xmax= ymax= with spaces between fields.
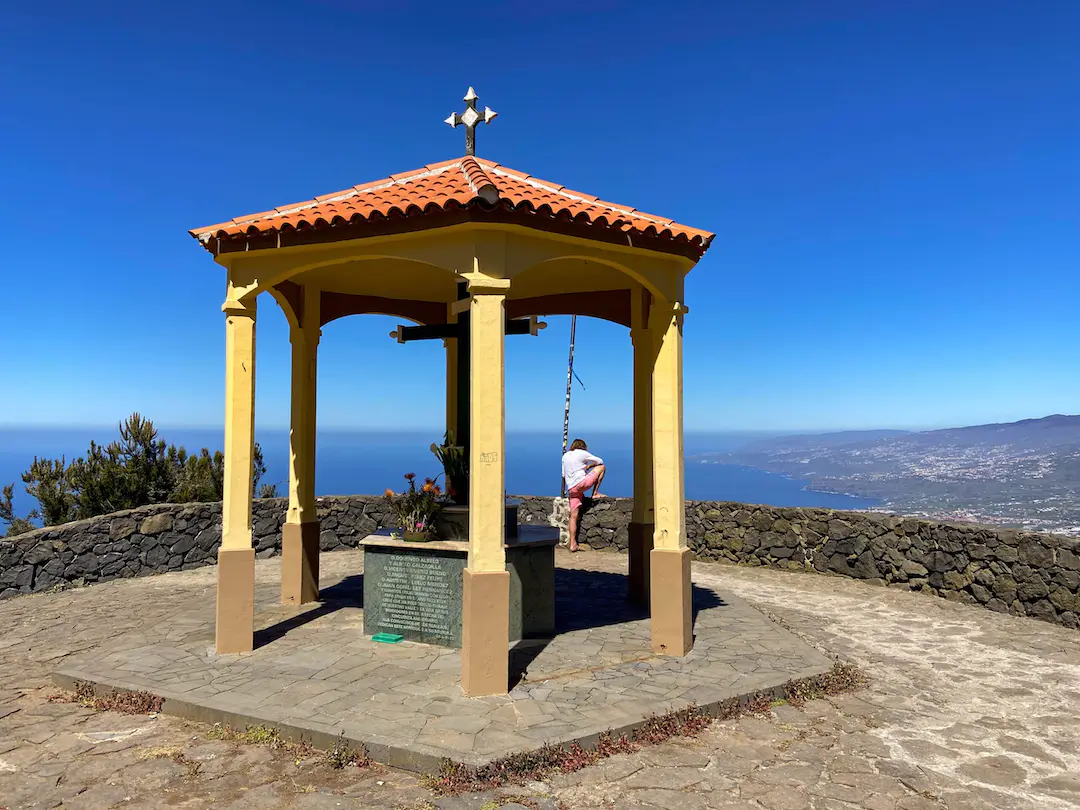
xmin=363 ymin=547 xmax=464 ymax=647
xmin=361 ymin=527 xmax=559 ymax=649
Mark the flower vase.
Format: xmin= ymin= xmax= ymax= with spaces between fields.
xmin=402 ymin=530 xmax=430 ymax=543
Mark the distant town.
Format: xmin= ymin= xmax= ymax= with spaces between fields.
xmin=696 ymin=414 xmax=1080 ymax=536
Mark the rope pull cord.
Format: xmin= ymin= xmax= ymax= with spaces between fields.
xmin=561 ymin=315 xmax=577 ymax=497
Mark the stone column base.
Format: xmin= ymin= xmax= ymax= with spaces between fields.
xmin=216 ymin=547 xmax=256 ymax=654
xmin=551 ymin=497 xmax=571 ymax=546
xmin=462 ymin=568 xmax=510 ymax=697
xmin=627 ymin=521 xmax=654 ymax=606
xmin=281 ymin=521 xmax=320 ymax=606
xmin=649 ymin=547 xmax=693 ymax=656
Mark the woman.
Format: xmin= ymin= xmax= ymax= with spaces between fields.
xmin=561 ymin=438 xmax=606 ymax=552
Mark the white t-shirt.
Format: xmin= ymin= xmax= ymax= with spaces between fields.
xmin=562 ymin=448 xmax=604 ymax=491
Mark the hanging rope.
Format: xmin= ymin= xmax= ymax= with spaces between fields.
xmin=561 ymin=315 xmax=577 ymax=496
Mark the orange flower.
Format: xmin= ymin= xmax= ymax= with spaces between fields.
xmin=421 ymin=482 xmax=434 ymax=493
xmin=384 ymin=488 xmax=394 ymax=497
xmin=404 ymin=472 xmax=416 ymax=480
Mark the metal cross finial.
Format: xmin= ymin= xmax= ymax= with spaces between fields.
xmin=444 ymin=87 xmax=497 ymax=156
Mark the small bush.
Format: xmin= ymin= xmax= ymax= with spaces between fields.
xmin=323 ymin=734 xmax=372 ymax=769
xmin=205 ymin=723 xmax=371 ymax=770
xmin=49 ymin=682 xmax=163 ymax=715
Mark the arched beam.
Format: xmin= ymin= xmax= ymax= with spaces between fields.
xmin=504 ymin=240 xmax=682 ymax=304
xmin=506 ymin=290 xmax=631 ymax=328
xmin=319 ymin=292 xmax=448 ymax=328
xmin=223 ymin=246 xmax=465 ymax=307
xmin=269 ymin=280 xmax=303 ymax=331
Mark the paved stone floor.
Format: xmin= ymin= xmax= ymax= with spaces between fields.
xmin=52 ymin=551 xmax=831 ymax=771
xmin=0 ymin=550 xmax=1078 ymax=809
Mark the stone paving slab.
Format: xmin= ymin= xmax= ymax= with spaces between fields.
xmin=5 ymin=549 xmax=1080 ymax=808
xmin=54 ymin=556 xmax=832 ymax=772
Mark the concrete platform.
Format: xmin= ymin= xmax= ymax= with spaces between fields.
xmin=53 ymin=550 xmax=833 ymax=773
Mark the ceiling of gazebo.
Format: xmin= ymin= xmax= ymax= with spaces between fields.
xmin=190 ymin=157 xmax=714 ymax=260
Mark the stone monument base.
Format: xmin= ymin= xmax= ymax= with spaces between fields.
xmin=361 ymin=525 xmax=558 ymax=648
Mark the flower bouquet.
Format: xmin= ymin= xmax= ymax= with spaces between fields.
xmin=383 ymin=473 xmax=443 ymax=542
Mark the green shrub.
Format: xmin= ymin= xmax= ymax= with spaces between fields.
xmin=1 ymin=413 xmax=269 ymax=536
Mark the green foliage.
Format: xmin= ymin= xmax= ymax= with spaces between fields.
xmin=1 ymin=413 xmax=270 ymax=536
xmin=0 ymin=485 xmax=36 ymax=537
xmin=253 ymin=447 xmax=268 ymax=496
xmin=169 ymin=447 xmax=226 ymax=504
xmin=66 ymin=414 xmax=173 ymax=519
xmin=23 ymin=457 xmax=75 ymax=525
xmin=430 ymin=431 xmax=467 ymax=503
xmin=258 ymin=483 xmax=279 ymax=499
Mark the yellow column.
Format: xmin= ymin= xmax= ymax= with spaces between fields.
xmin=462 ymin=273 xmax=510 ymax=697
xmin=649 ymin=297 xmax=693 ymax=656
xmin=628 ymin=302 xmax=655 ymax=606
xmin=217 ymin=297 xmax=257 ymax=654
xmin=282 ymin=286 xmax=320 ymax=606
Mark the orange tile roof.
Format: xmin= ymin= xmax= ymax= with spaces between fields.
xmin=190 ymin=157 xmax=714 ymax=258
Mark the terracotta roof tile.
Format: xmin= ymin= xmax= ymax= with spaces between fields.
xmin=190 ymin=157 xmax=714 ymax=256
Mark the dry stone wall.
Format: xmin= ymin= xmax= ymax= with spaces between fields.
xmin=517 ymin=496 xmax=1080 ymax=629
xmin=3 ymin=494 xmax=1079 ymax=630
xmin=0 ymin=497 xmax=395 ymax=599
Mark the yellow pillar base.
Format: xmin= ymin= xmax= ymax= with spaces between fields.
xmin=628 ymin=521 xmax=654 ymax=606
xmin=281 ymin=521 xmax=320 ymax=606
xmin=461 ymin=568 xmax=510 ymax=697
xmin=216 ymin=547 xmax=256 ymax=654
xmin=649 ymin=547 xmax=693 ymax=656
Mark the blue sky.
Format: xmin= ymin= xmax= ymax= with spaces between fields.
xmin=1 ymin=0 xmax=1077 ymax=433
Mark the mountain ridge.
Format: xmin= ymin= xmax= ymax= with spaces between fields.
xmin=705 ymin=414 xmax=1080 ymax=534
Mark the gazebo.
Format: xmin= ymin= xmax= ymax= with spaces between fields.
xmin=189 ymin=91 xmax=714 ymax=697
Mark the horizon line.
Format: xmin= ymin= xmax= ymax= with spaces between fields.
xmin=0 ymin=421 xmax=996 ymax=435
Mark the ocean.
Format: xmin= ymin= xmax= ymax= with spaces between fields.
xmin=0 ymin=427 xmax=879 ymax=518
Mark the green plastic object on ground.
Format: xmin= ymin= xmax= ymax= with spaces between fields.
xmin=371 ymin=632 xmax=404 ymax=644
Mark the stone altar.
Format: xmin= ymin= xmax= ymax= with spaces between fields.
xmin=361 ymin=525 xmax=558 ymax=647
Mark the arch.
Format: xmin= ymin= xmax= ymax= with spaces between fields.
xmin=319 ymin=292 xmax=447 ymax=327
xmin=229 ymin=249 xmax=461 ymax=307
xmin=508 ymin=252 xmax=667 ymax=303
xmin=266 ymin=275 xmax=448 ymax=335
xmin=506 ymin=290 xmax=631 ymax=328
xmin=267 ymin=280 xmax=303 ymax=331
